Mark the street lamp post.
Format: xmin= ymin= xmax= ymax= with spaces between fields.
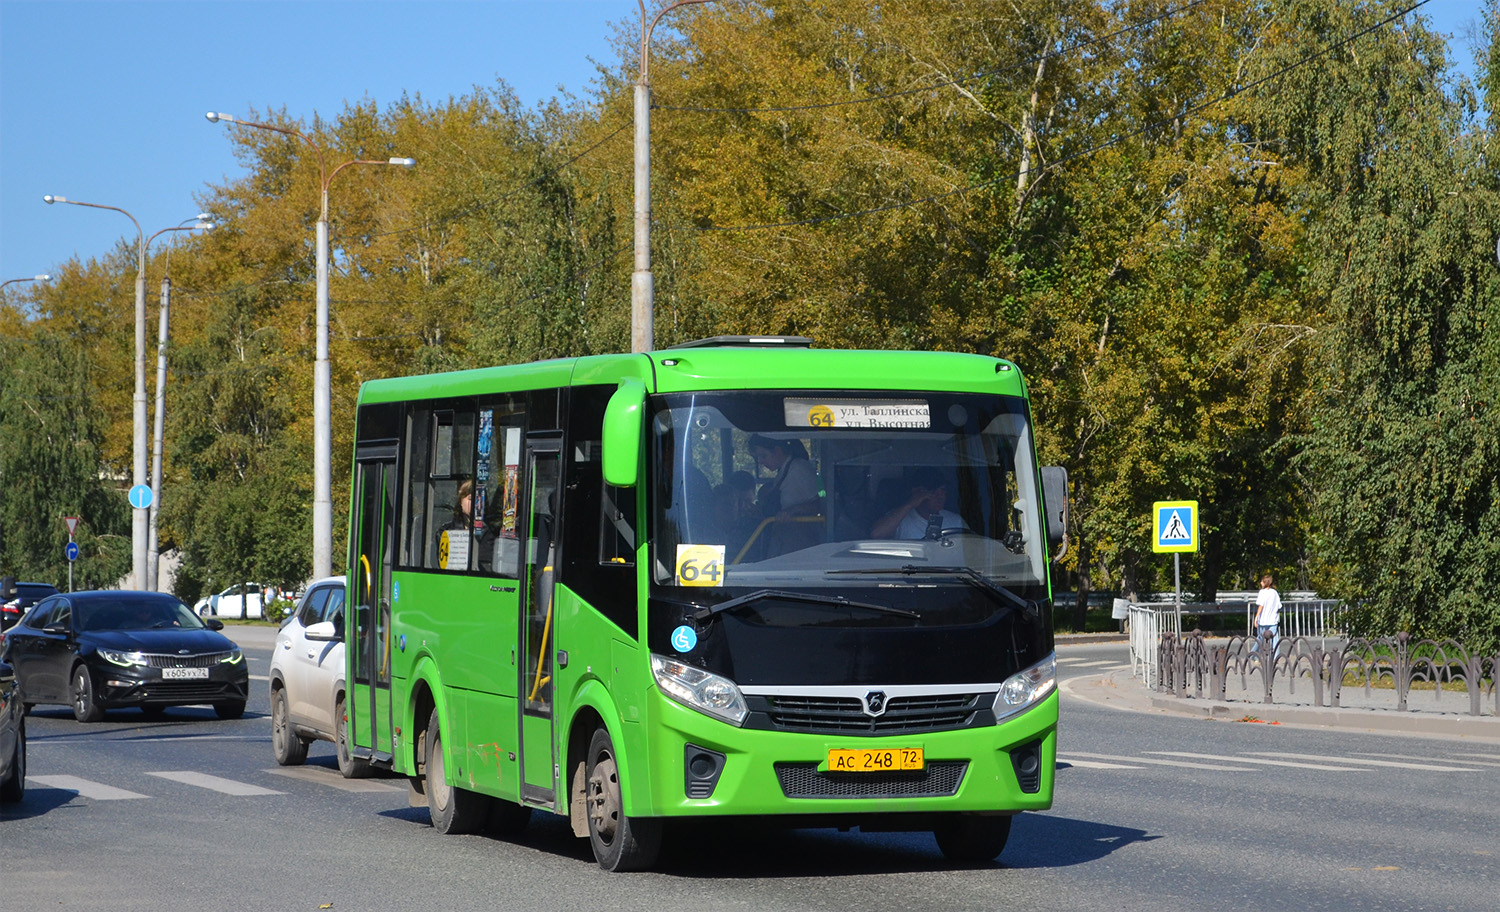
xmin=146 ymin=216 xmax=215 ymax=591
xmin=43 ymin=195 xmax=151 ymax=590
xmin=0 ymin=274 xmax=52 ymax=292
xmin=633 ymin=0 xmax=715 ymax=353
xmin=207 ymin=111 xmax=414 ymax=582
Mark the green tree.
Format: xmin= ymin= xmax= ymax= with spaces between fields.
xmin=0 ymin=325 xmax=131 ymax=588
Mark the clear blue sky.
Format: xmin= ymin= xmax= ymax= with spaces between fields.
xmin=0 ymin=0 xmax=1486 ymax=283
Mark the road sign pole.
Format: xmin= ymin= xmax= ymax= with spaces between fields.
xmin=1174 ymin=553 xmax=1181 ymax=635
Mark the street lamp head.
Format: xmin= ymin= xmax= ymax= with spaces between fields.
xmin=196 ymin=221 xmax=217 ymax=231
xmin=44 ymin=194 xmax=62 ymax=204
xmin=37 ymin=274 xmax=52 ymax=281
xmin=390 ymin=157 xmax=417 ymax=168
xmin=206 ymin=111 xmax=221 ymax=123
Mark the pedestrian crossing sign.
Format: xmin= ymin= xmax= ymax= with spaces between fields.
xmin=1152 ymin=500 xmax=1198 ymax=553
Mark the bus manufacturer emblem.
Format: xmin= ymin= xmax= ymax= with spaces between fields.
xmin=863 ymin=691 xmax=887 ymax=716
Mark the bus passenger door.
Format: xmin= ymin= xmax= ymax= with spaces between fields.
xmin=518 ymin=435 xmax=562 ymax=805
xmin=350 ymin=445 xmax=398 ymax=765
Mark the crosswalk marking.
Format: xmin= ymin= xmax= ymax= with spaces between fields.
xmin=264 ymin=767 xmax=405 ymax=793
xmin=147 ymin=770 xmax=283 ymax=796
xmin=1064 ymin=750 xmax=1255 ymax=771
xmin=1249 ymin=752 xmax=1477 ymax=772
xmin=1057 ymin=756 xmax=1143 ymax=770
xmin=1147 ymin=751 xmax=1369 ymax=772
xmin=29 ymin=775 xmax=148 ymax=800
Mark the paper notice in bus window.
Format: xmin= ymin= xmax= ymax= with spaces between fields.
xmin=784 ymin=398 xmax=931 ymax=429
xmin=675 ymin=544 xmax=726 ymax=587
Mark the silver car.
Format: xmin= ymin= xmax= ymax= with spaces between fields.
xmin=268 ymin=577 xmax=369 ymax=778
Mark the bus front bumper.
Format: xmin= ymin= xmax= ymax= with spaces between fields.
xmin=639 ymin=689 xmax=1058 ymax=819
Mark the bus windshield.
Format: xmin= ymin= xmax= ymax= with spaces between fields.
xmin=649 ymin=390 xmax=1047 ymax=602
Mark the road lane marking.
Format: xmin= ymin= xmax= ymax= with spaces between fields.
xmin=1059 ymin=660 xmax=1119 ymax=668
xmin=1065 ymin=751 xmax=1254 ymax=771
xmin=1057 ymin=756 xmax=1144 ymax=770
xmin=148 ymin=771 xmax=283 ymax=796
xmin=1249 ymin=752 xmax=1478 ymax=772
xmin=29 ymin=775 xmax=149 ymax=800
xmin=250 ymin=674 xmax=270 ymax=681
xmin=264 ymin=767 xmax=406 ymax=793
xmin=1148 ymin=751 xmax=1369 ymax=772
xmin=1368 ymin=753 xmax=1500 ymax=765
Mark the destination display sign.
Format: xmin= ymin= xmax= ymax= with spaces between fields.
xmin=784 ymin=398 xmax=931 ymax=429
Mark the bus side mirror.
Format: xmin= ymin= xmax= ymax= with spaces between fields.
xmin=603 ymin=379 xmax=646 ymax=488
xmin=1040 ymin=466 xmax=1068 ymax=551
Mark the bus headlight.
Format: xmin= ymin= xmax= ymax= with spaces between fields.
xmin=992 ymin=652 xmax=1056 ymax=722
xmin=651 ymin=654 xmax=748 ymax=726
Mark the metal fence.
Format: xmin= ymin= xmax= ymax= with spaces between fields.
xmin=1152 ymin=631 xmax=1500 ymax=718
xmin=1126 ymin=599 xmax=1343 ymax=688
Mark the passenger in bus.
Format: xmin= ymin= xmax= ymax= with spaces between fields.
xmin=748 ymin=435 xmax=821 ymax=555
xmin=715 ymin=470 xmax=760 ymax=556
xmin=870 ymin=469 xmax=967 ymax=540
xmin=438 ymin=479 xmax=475 ymax=570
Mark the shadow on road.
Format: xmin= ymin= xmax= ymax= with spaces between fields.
xmin=375 ymin=803 xmax=1156 ymax=876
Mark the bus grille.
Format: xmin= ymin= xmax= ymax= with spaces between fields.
xmin=762 ymin=693 xmax=984 ymax=735
xmin=142 ymin=652 xmax=232 ymax=668
xmin=774 ymin=761 xmax=968 ymax=799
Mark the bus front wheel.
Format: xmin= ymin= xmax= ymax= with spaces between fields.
xmin=934 ymin=813 xmax=1012 ymax=864
xmin=425 ymin=707 xmax=490 ymax=835
xmin=584 ymin=726 xmax=662 ymax=872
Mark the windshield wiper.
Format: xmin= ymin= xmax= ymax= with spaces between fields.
xmin=827 ymin=565 xmax=1038 ymax=619
xmin=690 ymin=588 xmax=920 ymax=623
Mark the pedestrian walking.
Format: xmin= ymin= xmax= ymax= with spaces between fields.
xmin=1254 ymin=573 xmax=1282 ymax=654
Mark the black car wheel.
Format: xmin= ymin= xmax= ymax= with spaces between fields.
xmin=0 ymin=717 xmax=23 ymax=803
xmin=271 ymin=688 xmax=308 ymax=765
xmin=71 ymin=665 xmax=104 ymax=723
xmin=335 ymin=696 xmax=371 ymax=779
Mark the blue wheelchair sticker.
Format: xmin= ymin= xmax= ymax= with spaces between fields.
xmin=670 ymin=625 xmax=698 ymax=653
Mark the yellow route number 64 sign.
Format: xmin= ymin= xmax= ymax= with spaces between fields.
xmin=675 ymin=544 xmax=726 ymax=587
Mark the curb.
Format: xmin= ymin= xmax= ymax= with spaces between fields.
xmin=1055 ymin=633 xmax=1129 ymax=644
xmin=1065 ymin=671 xmax=1500 ymax=744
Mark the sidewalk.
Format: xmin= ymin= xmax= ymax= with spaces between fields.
xmin=1063 ymin=668 xmax=1500 ymax=744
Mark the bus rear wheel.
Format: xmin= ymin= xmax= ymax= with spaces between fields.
xmin=934 ymin=813 xmax=1012 ymax=864
xmin=584 ymin=726 xmax=662 ymax=872
xmin=424 ymin=707 xmax=489 ymax=834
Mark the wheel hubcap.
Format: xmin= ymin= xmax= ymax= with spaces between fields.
xmin=587 ymin=752 xmax=621 ymax=844
xmin=430 ymin=734 xmax=449 ymax=810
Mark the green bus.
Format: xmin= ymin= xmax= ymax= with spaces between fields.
xmin=344 ymin=336 xmax=1066 ymax=871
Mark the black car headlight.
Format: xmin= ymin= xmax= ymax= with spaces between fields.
xmin=100 ymin=649 xmax=148 ymax=668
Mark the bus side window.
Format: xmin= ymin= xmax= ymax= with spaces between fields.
xmin=601 ymin=483 xmax=636 ymax=565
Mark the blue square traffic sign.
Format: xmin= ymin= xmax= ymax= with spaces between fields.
xmin=1153 ymin=500 xmax=1198 ymax=553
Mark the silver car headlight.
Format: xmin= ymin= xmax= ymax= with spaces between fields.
xmin=100 ymin=649 xmax=148 ymax=667
xmin=651 ymin=654 xmax=747 ymax=726
xmin=992 ymin=652 xmax=1056 ymax=722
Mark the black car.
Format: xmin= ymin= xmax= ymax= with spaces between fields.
xmin=1 ymin=590 xmax=249 ymax=722
xmin=1 ymin=580 xmax=60 ymax=631
xmin=0 ymin=657 xmax=23 ymax=802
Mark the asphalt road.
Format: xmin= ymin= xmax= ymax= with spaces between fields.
xmin=3 ymin=637 xmax=1496 ymax=911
